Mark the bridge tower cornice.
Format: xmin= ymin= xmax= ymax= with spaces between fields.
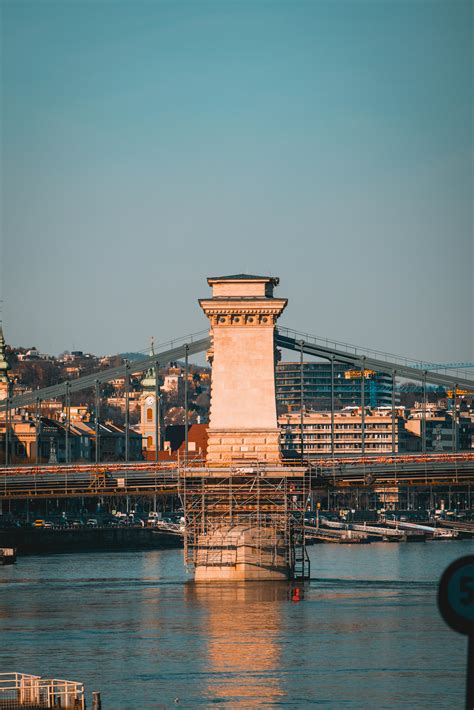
xmin=198 ymin=298 xmax=287 ymax=327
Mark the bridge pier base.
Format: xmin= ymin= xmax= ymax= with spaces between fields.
xmin=181 ymin=466 xmax=309 ymax=582
xmin=194 ymin=524 xmax=290 ymax=582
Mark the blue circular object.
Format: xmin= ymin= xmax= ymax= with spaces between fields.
xmin=438 ymin=555 xmax=474 ymax=635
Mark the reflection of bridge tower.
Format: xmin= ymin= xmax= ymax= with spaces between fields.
xmin=187 ymin=582 xmax=287 ymax=704
xmin=181 ymin=275 xmax=309 ymax=582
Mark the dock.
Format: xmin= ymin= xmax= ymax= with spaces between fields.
xmin=384 ymin=520 xmax=458 ymax=539
xmin=346 ymin=523 xmax=405 ymax=542
xmin=304 ymin=525 xmax=369 ymax=544
xmin=438 ymin=519 xmax=474 ymax=537
xmin=309 ymin=517 xmax=427 ymax=543
xmin=0 ymin=673 xmax=87 ymax=709
xmin=0 ymin=526 xmax=182 ymax=555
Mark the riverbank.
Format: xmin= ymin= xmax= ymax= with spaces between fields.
xmin=0 ymin=526 xmax=182 ymax=555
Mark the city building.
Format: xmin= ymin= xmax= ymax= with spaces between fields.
xmin=104 ymin=391 xmax=141 ymax=413
xmin=278 ymin=405 xmax=473 ymax=458
xmin=276 ymin=361 xmax=396 ymax=412
xmin=162 ymin=423 xmax=208 ymax=460
xmin=63 ymin=365 xmax=82 ymax=378
xmin=279 ymin=408 xmax=412 ymax=457
xmin=405 ymin=411 xmax=472 ymax=451
xmin=0 ymin=414 xmax=142 ymax=464
xmin=16 ymin=347 xmax=41 ymax=361
xmin=0 ymin=415 xmax=90 ymax=463
xmin=161 ymin=365 xmax=183 ymax=394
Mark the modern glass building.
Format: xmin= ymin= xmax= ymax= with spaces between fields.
xmin=276 ymin=361 xmax=395 ymax=411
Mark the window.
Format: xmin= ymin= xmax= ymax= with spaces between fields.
xmin=147 ymin=436 xmax=153 ymax=448
xmin=146 ymin=408 xmax=153 ymax=422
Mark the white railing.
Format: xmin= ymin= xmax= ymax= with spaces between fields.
xmin=0 ymin=672 xmax=85 ymax=709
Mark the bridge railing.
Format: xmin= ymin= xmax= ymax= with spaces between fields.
xmin=277 ymin=326 xmax=474 ymax=383
xmin=134 ymin=329 xmax=209 ymax=354
xmin=0 ymin=332 xmax=211 ymax=412
xmin=0 ymin=452 xmax=473 ymax=477
xmin=0 ymin=465 xmax=180 ymax=500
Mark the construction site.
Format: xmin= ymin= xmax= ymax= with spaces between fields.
xmin=179 ymin=463 xmax=311 ymax=581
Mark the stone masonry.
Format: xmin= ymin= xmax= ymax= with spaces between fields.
xmin=199 ymin=274 xmax=287 ymax=464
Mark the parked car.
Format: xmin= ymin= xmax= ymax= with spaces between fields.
xmin=55 ymin=519 xmax=69 ymax=529
xmin=33 ymin=519 xmax=45 ymax=528
xmin=86 ymin=518 xmax=98 ymax=527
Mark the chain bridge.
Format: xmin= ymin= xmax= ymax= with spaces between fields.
xmin=0 ymin=274 xmax=473 ymax=579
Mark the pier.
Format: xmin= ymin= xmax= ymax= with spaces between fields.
xmin=0 ymin=673 xmax=86 ymax=710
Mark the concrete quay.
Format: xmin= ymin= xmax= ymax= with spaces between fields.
xmin=0 ymin=526 xmax=182 ymax=555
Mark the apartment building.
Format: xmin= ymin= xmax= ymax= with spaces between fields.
xmin=279 ymin=408 xmax=410 ymax=457
xmin=405 ymin=411 xmax=472 ymax=451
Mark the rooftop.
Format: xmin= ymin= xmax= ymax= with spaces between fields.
xmin=208 ymin=274 xmax=279 ymax=284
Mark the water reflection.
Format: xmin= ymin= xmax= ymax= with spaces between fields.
xmin=187 ymin=582 xmax=292 ymax=707
xmin=0 ymin=544 xmax=469 ymax=708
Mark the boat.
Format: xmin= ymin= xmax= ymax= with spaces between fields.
xmin=0 ymin=547 xmax=16 ymax=565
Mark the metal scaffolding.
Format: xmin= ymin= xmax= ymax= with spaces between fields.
xmin=179 ymin=464 xmax=311 ymax=579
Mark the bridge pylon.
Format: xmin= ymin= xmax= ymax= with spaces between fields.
xmin=181 ymin=275 xmax=309 ymax=581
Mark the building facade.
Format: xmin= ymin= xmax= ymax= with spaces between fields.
xmin=279 ymin=409 xmax=411 ymax=457
xmin=0 ymin=414 xmax=143 ymax=464
xmin=139 ymin=345 xmax=162 ymax=454
xmin=276 ymin=361 xmax=396 ymax=412
xmin=279 ymin=407 xmax=472 ymax=458
xmin=405 ymin=411 xmax=472 ymax=451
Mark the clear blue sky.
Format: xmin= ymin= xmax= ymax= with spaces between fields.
xmin=1 ymin=0 xmax=472 ymax=361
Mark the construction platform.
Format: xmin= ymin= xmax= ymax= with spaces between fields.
xmin=179 ymin=463 xmax=311 ymax=582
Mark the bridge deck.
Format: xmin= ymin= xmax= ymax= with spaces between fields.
xmin=0 ymin=453 xmax=473 ymax=500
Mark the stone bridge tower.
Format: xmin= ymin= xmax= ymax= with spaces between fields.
xmin=181 ymin=275 xmax=308 ymax=582
xmin=181 ymin=274 xmax=307 ymax=582
xmin=199 ymin=274 xmax=287 ymax=464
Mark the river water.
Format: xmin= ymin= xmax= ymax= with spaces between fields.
xmin=0 ymin=540 xmax=472 ymax=709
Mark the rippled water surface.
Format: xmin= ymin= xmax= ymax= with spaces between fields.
xmin=0 ymin=540 xmax=472 ymax=708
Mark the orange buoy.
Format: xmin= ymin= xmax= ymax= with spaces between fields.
xmin=291 ymin=587 xmax=301 ymax=602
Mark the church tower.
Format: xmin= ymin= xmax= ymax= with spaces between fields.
xmin=0 ymin=325 xmax=11 ymax=403
xmin=139 ymin=339 xmax=160 ymax=455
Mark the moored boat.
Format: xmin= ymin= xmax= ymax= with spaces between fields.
xmin=0 ymin=547 xmax=16 ymax=565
